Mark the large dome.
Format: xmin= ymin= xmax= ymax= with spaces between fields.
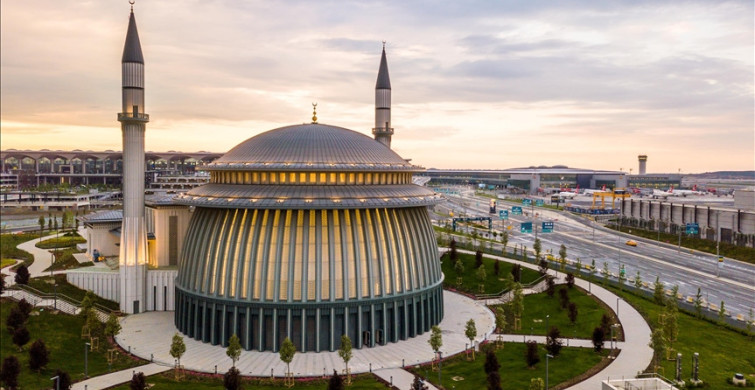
xmin=210 ymin=124 xmax=415 ymax=171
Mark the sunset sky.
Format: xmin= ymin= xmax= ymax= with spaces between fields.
xmin=1 ymin=1 xmax=752 ymax=173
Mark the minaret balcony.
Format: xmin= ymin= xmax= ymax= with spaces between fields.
xmin=372 ymin=127 xmax=394 ymax=135
xmin=118 ymin=112 xmax=150 ymax=122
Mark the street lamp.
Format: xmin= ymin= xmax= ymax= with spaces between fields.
xmin=438 ymin=351 xmax=442 ymax=386
xmin=51 ymin=376 xmax=60 ymax=390
xmin=610 ymin=324 xmax=621 ymax=355
xmin=546 ymin=353 xmax=554 ymax=389
xmin=85 ymin=342 xmax=91 ymax=378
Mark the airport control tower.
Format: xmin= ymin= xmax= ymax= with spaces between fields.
xmin=117 ymin=5 xmax=149 ymax=314
xmin=638 ymin=155 xmax=647 ymax=175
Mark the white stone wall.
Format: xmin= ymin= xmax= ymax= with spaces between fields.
xmin=145 ymin=269 xmax=177 ymax=311
xmin=146 ymin=205 xmax=191 ymax=267
xmin=66 ymin=268 xmax=177 ymax=311
xmin=85 ymin=223 xmax=120 ymax=260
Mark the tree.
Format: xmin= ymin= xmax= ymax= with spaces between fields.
xmin=567 ymin=302 xmax=578 ymax=324
xmin=545 ymin=276 xmax=555 ymax=298
xmin=600 ymin=314 xmax=612 ymax=337
xmin=558 ymin=287 xmax=569 ymax=309
xmin=328 ymin=370 xmax=345 ymax=390
xmin=53 ymin=216 xmax=59 ymax=231
xmin=29 ymin=339 xmax=49 ymax=371
xmin=565 ymin=273 xmax=574 ymax=288
xmin=39 ymin=215 xmax=46 ymax=238
xmin=337 ymin=335 xmax=352 ymax=384
xmin=592 ymin=327 xmax=605 ymax=352
xmin=465 ymin=319 xmax=477 ymax=360
xmin=718 ymin=301 xmax=726 ymax=324
xmin=525 ymin=340 xmax=540 ymax=368
xmin=14 ymin=265 xmax=30 ymax=285
xmin=558 ymin=244 xmax=567 ymax=270
xmin=17 ymin=299 xmax=32 ymax=321
xmin=533 ymin=239 xmax=542 ymax=261
xmin=487 ymin=370 xmax=502 ymax=390
xmin=500 ymin=231 xmax=509 ymax=253
xmin=410 ymin=375 xmax=429 ymax=390
xmin=649 ymin=328 xmax=666 ymax=368
xmin=48 ymin=217 xmax=53 ymax=231
xmin=428 ymin=325 xmax=443 ymax=358
xmin=538 ymin=258 xmax=548 ymax=276
xmin=589 ymin=259 xmax=597 ymax=281
xmin=0 ymin=274 xmax=5 ymax=295
xmin=0 ymin=355 xmax=20 ymax=390
xmin=653 ymin=276 xmax=665 ymax=304
xmin=476 ymin=265 xmax=487 ymax=290
xmin=663 ymin=301 xmax=679 ymax=344
xmin=223 ymin=367 xmax=242 ymax=390
xmin=130 ymin=372 xmax=147 ymax=390
xmin=279 ymin=337 xmax=296 ymax=377
xmin=105 ymin=313 xmax=122 ymax=339
xmin=170 ymin=332 xmax=186 ymax=367
xmin=484 ymin=350 xmax=500 ymax=374
xmin=6 ymin=307 xmax=26 ymax=332
xmin=546 ymin=326 xmax=563 ymax=357
xmin=512 ymin=283 xmax=524 ymax=329
xmin=511 ymin=264 xmax=521 ymax=283
xmin=475 ymin=250 xmax=484 ymax=269
xmin=633 ymin=271 xmax=642 ymax=288
xmin=226 ymin=334 xmax=242 ymax=367
xmin=54 ymin=369 xmax=72 ymax=390
xmin=529 ymin=377 xmax=545 ymax=390
xmin=493 ymin=260 xmax=500 ymax=276
xmin=495 ymin=306 xmax=507 ymax=333
xmin=454 ymin=260 xmax=465 ymax=277
xmin=602 ymin=262 xmax=609 ymax=281
xmin=693 ymin=288 xmax=703 ymax=318
xmin=576 ymin=258 xmax=582 ymax=273
xmin=449 ymin=239 xmax=458 ymax=263
xmin=12 ymin=327 xmax=30 ymax=351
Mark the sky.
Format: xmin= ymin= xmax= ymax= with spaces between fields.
xmin=1 ymin=0 xmax=753 ymax=174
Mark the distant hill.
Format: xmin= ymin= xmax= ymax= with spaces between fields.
xmin=690 ymin=171 xmax=755 ymax=179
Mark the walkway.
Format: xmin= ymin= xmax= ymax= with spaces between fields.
xmin=116 ymin=290 xmax=495 ymax=378
xmin=71 ymin=363 xmax=170 ymax=390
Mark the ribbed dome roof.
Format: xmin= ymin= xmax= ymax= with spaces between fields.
xmin=209 ymin=123 xmax=416 ymax=171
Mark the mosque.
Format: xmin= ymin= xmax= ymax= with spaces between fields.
xmin=69 ymin=5 xmax=444 ymax=353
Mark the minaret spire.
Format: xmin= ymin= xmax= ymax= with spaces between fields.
xmin=373 ymin=42 xmax=393 ymax=148
xmin=118 ymin=2 xmax=149 ymax=314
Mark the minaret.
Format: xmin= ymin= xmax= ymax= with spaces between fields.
xmin=117 ymin=4 xmax=148 ymax=314
xmin=373 ymin=42 xmax=393 ymax=148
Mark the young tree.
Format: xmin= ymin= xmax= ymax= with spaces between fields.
xmin=449 ymin=239 xmax=458 ymax=263
xmin=718 ymin=301 xmax=726 ymax=324
xmin=533 ymin=239 xmax=542 ymax=261
xmin=663 ymin=301 xmax=679 ymax=344
xmin=590 ymin=259 xmax=597 ymax=281
xmin=428 ymin=325 xmax=443 ymax=359
xmin=223 ymin=367 xmax=241 ymax=390
xmin=546 ymin=326 xmax=563 ymax=357
xmin=475 ymin=250 xmax=484 ymax=268
xmin=529 ymin=378 xmax=545 ymax=390
xmin=6 ymin=307 xmax=26 ymax=332
xmin=600 ymin=314 xmax=612 ymax=337
xmin=130 ymin=371 xmax=147 ymax=390
xmin=558 ymin=287 xmax=569 ymax=309
xmin=501 ymin=231 xmax=509 ymax=254
xmin=693 ymin=287 xmax=703 ymax=318
xmin=17 ymin=299 xmax=32 ymax=321
xmin=14 ymin=265 xmax=30 ymax=285
xmin=565 ymin=273 xmax=575 ymax=289
xmin=105 ymin=313 xmax=122 ymax=339
xmin=592 ymin=327 xmax=605 ymax=352
xmin=512 ymin=283 xmax=524 ymax=329
xmin=39 ymin=215 xmax=46 ymax=239
xmin=0 ymin=355 xmax=20 ymax=390
xmin=279 ymin=337 xmax=296 ymax=377
xmin=576 ymin=258 xmax=582 ymax=273
xmin=649 ymin=328 xmax=666 ymax=369
xmin=558 ymin=244 xmax=567 ymax=270
xmin=538 ymin=258 xmax=549 ymax=276
xmin=169 ymin=333 xmax=186 ymax=368
xmin=567 ymin=302 xmax=578 ymax=325
xmin=29 ymin=339 xmax=49 ymax=371
xmin=495 ymin=306 xmax=507 ymax=333
xmin=525 ymin=340 xmax=540 ymax=368
xmin=545 ymin=276 xmax=555 ymax=298
xmin=338 ymin=335 xmax=352 ymax=384
xmin=487 ymin=370 xmax=503 ymax=390
xmin=484 ymin=350 xmax=500 ymax=374
xmin=671 ymin=284 xmax=679 ymax=300
xmin=493 ymin=260 xmax=500 ymax=276
xmin=465 ymin=319 xmax=477 ymax=360
xmin=653 ymin=276 xmax=665 ymax=304
xmin=454 ymin=260 xmax=465 ymax=277
xmin=633 ymin=271 xmax=642 ymax=289
xmin=54 ymin=369 xmax=72 ymax=390
xmin=476 ymin=265 xmax=487 ymax=291
xmin=328 ymin=370 xmax=345 ymax=390
xmin=602 ymin=262 xmax=609 ymax=281
xmin=511 ymin=264 xmax=521 ymax=283
xmin=12 ymin=326 xmax=30 ymax=351
xmin=226 ymin=333 xmax=242 ymax=367
xmin=48 ymin=217 xmax=53 ymax=231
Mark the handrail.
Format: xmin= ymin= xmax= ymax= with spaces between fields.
xmin=9 ymin=284 xmax=114 ymax=315
xmin=475 ymin=274 xmax=548 ymax=300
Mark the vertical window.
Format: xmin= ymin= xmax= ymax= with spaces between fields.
xmin=348 ymin=173 xmax=355 ymax=185
xmin=253 ymin=172 xmax=259 ymax=184
xmin=309 ymin=172 xmax=316 ymax=183
xmin=357 ymin=173 xmax=364 ymax=185
xmin=319 ymin=173 xmax=326 ymax=184
xmin=321 ymin=210 xmax=330 ymax=300
xmin=329 ymin=172 xmax=336 ymax=184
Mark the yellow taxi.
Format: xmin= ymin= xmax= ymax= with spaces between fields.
xmin=625 ymin=240 xmax=638 ymax=247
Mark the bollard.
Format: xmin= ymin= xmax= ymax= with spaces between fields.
xmin=323 ymin=367 xmax=326 ymax=377
xmin=402 ymin=358 xmax=405 ymax=368
xmin=128 ymin=346 xmax=131 ymax=353
xmin=369 ymin=363 xmax=372 ymax=373
xmin=150 ymin=353 xmax=153 ymax=362
xmin=390 ymin=376 xmax=393 ymax=386
xmin=214 ymin=365 xmax=217 ymax=374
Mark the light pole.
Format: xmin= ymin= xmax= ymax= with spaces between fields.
xmin=546 ymin=353 xmax=554 ymax=389
xmin=51 ymin=376 xmax=60 ymax=390
xmin=438 ymin=351 xmax=442 ymax=386
xmin=85 ymin=342 xmax=91 ymax=378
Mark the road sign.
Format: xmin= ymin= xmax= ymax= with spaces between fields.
xmin=499 ymin=210 xmax=509 ymax=220
xmin=520 ymin=222 xmax=533 ymax=233
xmin=522 ymin=199 xmax=532 ymax=206
xmin=542 ymin=221 xmax=554 ymax=233
xmin=512 ymin=206 xmax=523 ymax=215
xmin=535 ymin=199 xmax=544 ymax=207
xmin=686 ymin=223 xmax=699 ymax=235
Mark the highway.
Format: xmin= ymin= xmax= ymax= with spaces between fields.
xmin=434 ymin=189 xmax=755 ymax=320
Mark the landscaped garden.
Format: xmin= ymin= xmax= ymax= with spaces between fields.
xmin=440 ymin=249 xmax=541 ymax=295
xmin=0 ymin=233 xmax=36 ymax=268
xmin=108 ymin=371 xmax=390 ymax=389
xmin=26 ymin=274 xmax=120 ymax=311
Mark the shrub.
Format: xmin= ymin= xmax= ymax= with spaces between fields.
xmin=14 ymin=265 xmax=30 ymax=285
xmin=0 ymin=356 xmax=20 ymax=390
xmin=328 ymin=370 xmax=344 ymax=390
xmin=130 ymin=372 xmax=146 ymax=390
xmin=545 ymin=276 xmax=555 ymax=297
xmin=475 ymin=250 xmax=484 ymax=268
xmin=565 ymin=273 xmax=575 ymax=288
xmin=12 ymin=327 xmax=30 ymax=351
xmin=28 ymin=339 xmax=49 ymax=371
xmin=16 ymin=299 xmax=32 ymax=320
xmin=592 ymin=327 xmax=605 ymax=352
xmin=6 ymin=307 xmax=26 ymax=332
xmin=568 ymin=302 xmax=578 ymax=324
xmin=484 ymin=350 xmax=500 ymax=374
xmin=525 ymin=340 xmax=540 ymax=367
xmin=546 ymin=326 xmax=563 ymax=357
xmin=54 ymin=369 xmax=72 ymax=390
xmin=558 ymin=287 xmax=569 ymax=309
xmin=223 ymin=367 xmax=242 ymax=390
xmin=487 ymin=370 xmax=502 ymax=390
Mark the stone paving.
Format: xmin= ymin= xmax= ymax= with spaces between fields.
xmin=116 ymin=290 xmax=495 ymax=378
xmin=71 ymin=363 xmax=170 ymax=390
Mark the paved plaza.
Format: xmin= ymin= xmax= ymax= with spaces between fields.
xmin=116 ymin=290 xmax=496 ymax=378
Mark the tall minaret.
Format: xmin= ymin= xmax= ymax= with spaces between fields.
xmin=118 ymin=3 xmax=148 ymax=314
xmin=373 ymin=42 xmax=393 ymax=148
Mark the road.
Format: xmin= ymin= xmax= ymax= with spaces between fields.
xmin=435 ymin=190 xmax=755 ymax=319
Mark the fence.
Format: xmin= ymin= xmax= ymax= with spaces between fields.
xmin=3 ymin=284 xmax=113 ymax=322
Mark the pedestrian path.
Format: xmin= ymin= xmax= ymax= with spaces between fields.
xmin=16 ymin=231 xmax=71 ymax=278
xmin=374 ymin=367 xmax=439 ymax=390
xmin=71 ymin=363 xmax=170 ymax=390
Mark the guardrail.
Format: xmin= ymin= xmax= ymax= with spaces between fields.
xmin=475 ymin=274 xmax=548 ymax=301
xmin=4 ymin=284 xmax=114 ymax=321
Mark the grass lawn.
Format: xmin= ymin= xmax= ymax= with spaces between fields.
xmin=26 ymin=274 xmax=120 ymax=311
xmin=35 ymin=233 xmax=85 ymax=249
xmin=0 ymin=298 xmax=142 ymax=389
xmin=493 ymin=286 xmax=614 ymax=339
xmin=108 ymin=371 xmax=389 ymax=389
xmin=440 ymin=252 xmax=541 ymax=295
xmin=603 ymin=284 xmax=755 ymax=387
xmin=409 ymin=343 xmax=606 ymax=389
xmin=1 ymin=258 xmax=17 ymax=268
xmin=43 ymin=246 xmax=86 ymax=271
xmin=0 ymin=232 xmax=36 ymax=267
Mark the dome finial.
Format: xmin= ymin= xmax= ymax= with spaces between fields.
xmin=311 ymin=102 xmax=318 ymax=124
xmin=129 ymin=0 xmax=135 ymax=12
xmin=382 ymin=40 xmax=386 ymax=50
